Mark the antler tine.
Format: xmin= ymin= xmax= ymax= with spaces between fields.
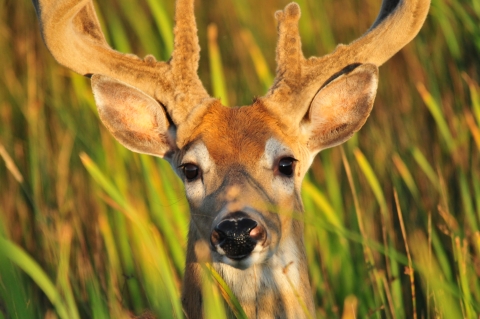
xmin=262 ymin=0 xmax=430 ymax=126
xmin=260 ymin=2 xmax=307 ymax=127
xmin=273 ymin=3 xmax=304 ymax=91
xmin=167 ymin=0 xmax=210 ymax=124
xmin=171 ymin=0 xmax=201 ymax=78
xmin=33 ymin=0 xmax=164 ymax=98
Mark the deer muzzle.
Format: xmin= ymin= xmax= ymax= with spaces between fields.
xmin=210 ymin=211 xmax=267 ymax=261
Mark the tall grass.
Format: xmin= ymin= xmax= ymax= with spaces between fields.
xmin=1 ymin=0 xmax=479 ymax=318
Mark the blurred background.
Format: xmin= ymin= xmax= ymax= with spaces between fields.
xmin=1 ymin=0 xmax=479 ymax=318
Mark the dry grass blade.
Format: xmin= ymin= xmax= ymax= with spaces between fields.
xmin=393 ymin=189 xmax=416 ymax=319
xmin=0 ymin=142 xmax=23 ymax=183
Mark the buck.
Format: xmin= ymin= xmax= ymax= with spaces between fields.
xmin=33 ymin=0 xmax=429 ymax=317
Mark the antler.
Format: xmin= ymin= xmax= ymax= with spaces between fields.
xmin=32 ymin=0 xmax=210 ymax=125
xmin=262 ymin=0 xmax=430 ymax=126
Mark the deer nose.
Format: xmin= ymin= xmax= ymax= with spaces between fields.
xmin=210 ymin=213 xmax=266 ymax=260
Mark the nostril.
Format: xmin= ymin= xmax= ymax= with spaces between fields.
xmin=210 ymin=228 xmax=226 ymax=247
xmin=249 ymin=224 xmax=266 ymax=243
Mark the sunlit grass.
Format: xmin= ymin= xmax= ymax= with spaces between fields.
xmin=1 ymin=0 xmax=480 ymax=318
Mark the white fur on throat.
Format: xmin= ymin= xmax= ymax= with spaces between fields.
xmin=213 ymin=237 xmax=301 ymax=312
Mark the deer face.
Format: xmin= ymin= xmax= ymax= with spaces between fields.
xmin=174 ymin=101 xmax=309 ymax=269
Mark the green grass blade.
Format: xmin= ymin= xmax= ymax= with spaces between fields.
xmin=79 ymin=152 xmax=131 ymax=212
xmin=417 ymin=83 xmax=456 ymax=152
xmin=392 ymin=153 xmax=420 ymax=201
xmin=0 ymin=238 xmax=70 ymax=319
xmin=205 ymin=263 xmax=248 ymax=319
xmin=239 ymin=29 xmax=274 ymax=91
xmin=411 ymin=147 xmax=440 ymax=191
xmin=303 ymin=179 xmax=341 ymax=228
xmin=463 ymin=74 xmax=480 ymax=125
xmin=208 ymin=24 xmax=229 ymax=106
xmin=410 ymin=231 xmax=462 ymax=318
xmin=0 ymin=243 xmax=36 ymax=319
xmin=145 ymin=0 xmax=174 ymax=59
xmin=353 ymin=148 xmax=388 ymax=216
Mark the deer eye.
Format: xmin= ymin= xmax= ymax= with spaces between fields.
xmin=181 ymin=163 xmax=200 ymax=181
xmin=278 ymin=157 xmax=297 ymax=177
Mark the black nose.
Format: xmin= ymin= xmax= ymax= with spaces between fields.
xmin=210 ymin=212 xmax=266 ymax=260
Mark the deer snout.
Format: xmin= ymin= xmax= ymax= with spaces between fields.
xmin=210 ymin=212 xmax=266 ymax=260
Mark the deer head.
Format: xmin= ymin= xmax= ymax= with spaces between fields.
xmin=33 ymin=0 xmax=430 ymax=317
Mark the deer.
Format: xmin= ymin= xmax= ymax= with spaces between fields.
xmin=32 ymin=0 xmax=429 ymax=317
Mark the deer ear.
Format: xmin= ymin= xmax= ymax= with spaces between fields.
xmin=91 ymin=75 xmax=177 ymax=158
xmin=304 ymin=64 xmax=378 ymax=153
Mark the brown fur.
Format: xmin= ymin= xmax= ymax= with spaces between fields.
xmin=188 ymin=102 xmax=291 ymax=167
xmin=33 ymin=0 xmax=430 ymax=318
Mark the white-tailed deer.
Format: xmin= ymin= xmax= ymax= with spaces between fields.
xmin=33 ymin=0 xmax=429 ymax=317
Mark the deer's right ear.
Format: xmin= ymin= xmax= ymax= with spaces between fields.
xmin=303 ymin=64 xmax=379 ymax=153
xmin=91 ymin=75 xmax=177 ymax=158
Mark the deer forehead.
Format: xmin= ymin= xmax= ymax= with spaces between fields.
xmin=185 ymin=103 xmax=300 ymax=168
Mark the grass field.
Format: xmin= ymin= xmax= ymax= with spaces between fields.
xmin=1 ymin=0 xmax=480 ymax=318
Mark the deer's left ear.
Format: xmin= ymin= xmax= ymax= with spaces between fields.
xmin=303 ymin=64 xmax=378 ymax=153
